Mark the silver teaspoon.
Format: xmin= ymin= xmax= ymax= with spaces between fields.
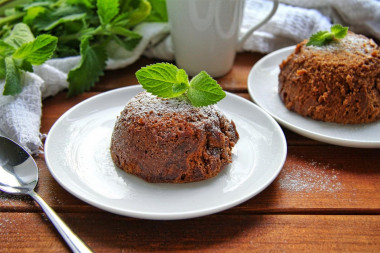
xmin=0 ymin=136 xmax=92 ymax=253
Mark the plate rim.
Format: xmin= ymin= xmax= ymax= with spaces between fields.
xmin=45 ymin=85 xmax=287 ymax=220
xmin=248 ymin=46 xmax=380 ymax=148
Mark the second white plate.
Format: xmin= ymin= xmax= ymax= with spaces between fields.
xmin=45 ymin=85 xmax=287 ymax=220
xmin=248 ymin=46 xmax=380 ymax=148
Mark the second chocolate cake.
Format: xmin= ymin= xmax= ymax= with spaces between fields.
xmin=279 ymin=31 xmax=380 ymax=124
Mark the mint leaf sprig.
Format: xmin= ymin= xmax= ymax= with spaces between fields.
xmin=0 ymin=23 xmax=57 ymax=96
xmin=136 ymin=63 xmax=226 ymax=107
xmin=306 ymin=24 xmax=348 ymax=47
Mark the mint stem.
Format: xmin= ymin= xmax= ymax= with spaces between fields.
xmin=0 ymin=12 xmax=24 ymax=27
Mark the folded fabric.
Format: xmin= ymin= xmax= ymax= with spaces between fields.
xmin=279 ymin=0 xmax=380 ymax=40
xmin=0 ymin=0 xmax=378 ymax=154
xmin=0 ymin=72 xmax=44 ymax=154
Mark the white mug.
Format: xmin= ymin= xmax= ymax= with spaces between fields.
xmin=166 ymin=0 xmax=279 ymax=77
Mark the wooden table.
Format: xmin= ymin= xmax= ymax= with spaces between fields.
xmin=1 ymin=52 xmax=379 ymax=252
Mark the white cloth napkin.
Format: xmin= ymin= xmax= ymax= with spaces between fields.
xmin=1 ymin=0 xmax=378 ymax=154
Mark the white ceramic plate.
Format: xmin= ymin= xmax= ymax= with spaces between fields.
xmin=45 ymin=85 xmax=287 ymax=220
xmin=248 ymin=46 xmax=380 ymax=148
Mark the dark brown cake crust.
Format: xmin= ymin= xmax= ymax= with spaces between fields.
xmin=279 ymin=32 xmax=380 ymax=124
xmin=110 ymin=92 xmax=239 ymax=183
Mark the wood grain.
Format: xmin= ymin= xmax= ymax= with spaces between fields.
xmin=1 ymin=146 xmax=379 ymax=215
xmin=1 ymin=213 xmax=379 ymax=252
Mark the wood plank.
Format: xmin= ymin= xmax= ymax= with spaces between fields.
xmin=243 ymin=145 xmax=380 ymax=213
xmin=1 ymin=146 xmax=379 ymax=215
xmin=0 ymin=213 xmax=379 ymax=252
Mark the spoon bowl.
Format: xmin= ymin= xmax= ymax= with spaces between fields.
xmin=0 ymin=136 xmax=92 ymax=253
xmin=0 ymin=137 xmax=38 ymax=194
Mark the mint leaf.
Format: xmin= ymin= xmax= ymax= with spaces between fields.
xmin=176 ymin=69 xmax=188 ymax=85
xmin=306 ymin=31 xmax=334 ymax=46
xmin=0 ymin=40 xmax=15 ymax=57
xmin=129 ymin=0 xmax=151 ymax=27
xmin=32 ymin=5 xmax=87 ymax=31
xmin=172 ymin=82 xmax=188 ymax=95
xmin=110 ymin=12 xmax=131 ymax=27
xmin=3 ymin=56 xmax=22 ymax=96
xmin=42 ymin=13 xmax=87 ymax=31
xmin=0 ymin=58 xmax=6 ymax=79
xmin=108 ymin=26 xmax=143 ymax=51
xmin=136 ymin=63 xmax=189 ymax=98
xmin=109 ymin=26 xmax=142 ymax=38
xmin=145 ymin=0 xmax=168 ymax=22
xmin=111 ymin=34 xmax=142 ymax=51
xmin=136 ymin=63 xmax=226 ymax=107
xmin=307 ymin=24 xmax=349 ymax=47
xmin=97 ymin=0 xmax=119 ymax=25
xmin=13 ymin=34 xmax=58 ymax=65
xmin=0 ymin=23 xmax=57 ymax=96
xmin=23 ymin=6 xmax=46 ymax=25
xmin=67 ymin=37 xmax=107 ymax=96
xmin=67 ymin=0 xmax=95 ymax=8
xmin=173 ymin=69 xmax=189 ymax=95
xmin=4 ymin=23 xmax=34 ymax=48
xmin=187 ymin=71 xmax=226 ymax=107
xmin=18 ymin=60 xmax=33 ymax=73
xmin=119 ymin=0 xmax=141 ymax=12
xmin=331 ymin=24 xmax=348 ymax=39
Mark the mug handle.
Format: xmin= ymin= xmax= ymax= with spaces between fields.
xmin=236 ymin=0 xmax=279 ymax=50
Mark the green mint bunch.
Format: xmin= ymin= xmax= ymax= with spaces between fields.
xmin=306 ymin=24 xmax=348 ymax=47
xmin=0 ymin=23 xmax=57 ymax=95
xmin=136 ymin=63 xmax=226 ymax=107
xmin=0 ymin=0 xmax=168 ymax=96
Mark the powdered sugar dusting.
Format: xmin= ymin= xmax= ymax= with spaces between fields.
xmin=122 ymin=91 xmax=223 ymax=126
xmin=279 ymin=159 xmax=342 ymax=193
xmin=308 ymin=32 xmax=377 ymax=55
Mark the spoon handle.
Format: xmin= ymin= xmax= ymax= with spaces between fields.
xmin=29 ymin=190 xmax=92 ymax=253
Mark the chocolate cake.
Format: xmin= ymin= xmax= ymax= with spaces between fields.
xmin=110 ymin=91 xmax=239 ymax=183
xmin=279 ymin=31 xmax=380 ymax=124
